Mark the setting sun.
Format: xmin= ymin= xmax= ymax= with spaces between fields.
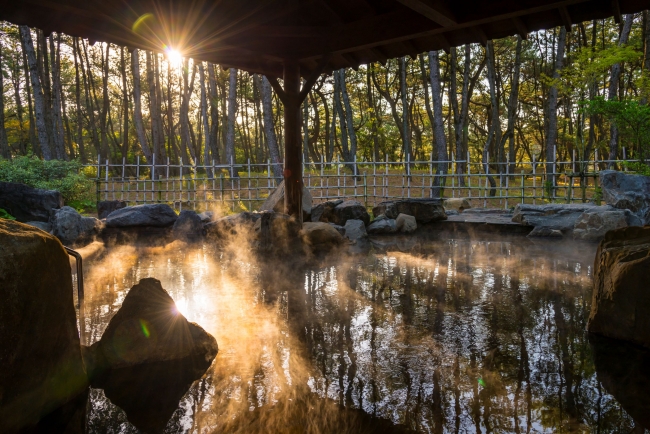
xmin=165 ymin=47 xmax=183 ymax=66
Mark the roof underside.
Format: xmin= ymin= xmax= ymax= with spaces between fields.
xmin=0 ymin=0 xmax=647 ymax=77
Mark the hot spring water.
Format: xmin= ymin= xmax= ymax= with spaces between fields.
xmin=79 ymin=236 xmax=647 ymax=433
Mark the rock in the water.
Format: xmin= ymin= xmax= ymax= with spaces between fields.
xmin=0 ymin=181 xmax=63 ymax=222
xmin=311 ymin=200 xmax=344 ymax=223
xmin=590 ymin=334 xmax=650 ymax=430
xmin=85 ymin=278 xmax=218 ymax=375
xmin=254 ymin=212 xmax=302 ymax=251
xmin=172 ymin=210 xmax=204 ymax=242
xmin=512 ymin=204 xmax=596 ymax=232
xmin=259 ymin=180 xmax=312 ymax=220
xmin=572 ymin=205 xmax=641 ymax=241
xmin=367 ymin=218 xmax=398 ymax=234
xmin=444 ymin=198 xmax=472 ymax=212
xmin=344 ymin=219 xmax=367 ymax=241
xmin=25 ymin=221 xmax=52 ymax=232
xmin=372 ymin=199 xmax=446 ymax=224
xmin=301 ymin=222 xmax=343 ymax=250
xmin=105 ymin=204 xmax=178 ymax=228
xmin=527 ymin=226 xmax=563 ymax=238
xmin=0 ymin=220 xmax=87 ymax=431
xmin=330 ymin=200 xmax=370 ymax=226
xmin=329 ymin=223 xmax=346 ymax=236
xmin=395 ymin=213 xmax=417 ymax=233
xmin=600 ymin=170 xmax=650 ymax=225
xmin=97 ymin=200 xmax=127 ymax=219
xmin=198 ymin=211 xmax=214 ymax=223
xmin=587 ymin=226 xmax=650 ymax=348
xmin=205 ymin=212 xmax=260 ymax=238
xmin=51 ymin=206 xmax=103 ymax=246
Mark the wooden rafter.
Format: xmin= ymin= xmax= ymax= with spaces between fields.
xmin=395 ymin=0 xmax=456 ymax=27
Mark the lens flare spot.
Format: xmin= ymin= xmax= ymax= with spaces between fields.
xmin=478 ymin=378 xmax=486 ymax=387
xmin=139 ymin=319 xmax=150 ymax=338
xmin=132 ymin=13 xmax=154 ymax=33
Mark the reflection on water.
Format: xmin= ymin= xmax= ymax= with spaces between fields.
xmin=81 ymin=237 xmax=648 ymax=433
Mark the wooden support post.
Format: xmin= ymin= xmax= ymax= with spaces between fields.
xmin=283 ymin=60 xmax=303 ymax=221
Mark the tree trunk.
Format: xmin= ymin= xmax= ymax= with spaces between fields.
xmin=49 ymin=34 xmax=66 ymax=159
xmin=366 ymin=66 xmax=379 ymax=161
xmin=199 ymin=63 xmax=212 ymax=177
xmin=131 ymin=49 xmax=153 ymax=162
xmin=258 ymin=75 xmax=282 ymax=180
xmin=80 ymin=40 xmax=100 ymax=157
xmin=20 ymin=35 xmax=37 ymax=155
xmin=120 ymin=47 xmax=129 ymax=161
xmin=0 ymin=38 xmax=10 ymax=159
xmin=400 ymin=57 xmax=411 ymax=173
xmin=429 ymin=51 xmax=448 ymax=196
xmin=146 ymin=51 xmax=164 ymax=168
xmin=73 ymin=38 xmax=86 ymax=163
xmin=333 ymin=70 xmax=350 ymax=163
xmin=37 ymin=30 xmax=55 ymax=153
xmin=546 ymin=27 xmax=567 ymax=184
xmin=19 ymin=26 xmax=52 ymax=160
xmin=608 ymin=14 xmax=634 ymax=166
xmin=642 ymin=11 xmax=650 ymax=105
xmin=207 ymin=65 xmax=221 ymax=163
xmin=505 ymin=36 xmax=523 ymax=175
xmin=225 ymin=67 xmax=238 ymax=177
xmin=340 ymin=69 xmax=358 ymax=174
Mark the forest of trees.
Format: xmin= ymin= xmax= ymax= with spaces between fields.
xmin=0 ymin=13 xmax=649 ymax=181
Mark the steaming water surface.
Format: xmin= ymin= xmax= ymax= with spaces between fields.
xmin=80 ymin=236 xmax=645 ymax=433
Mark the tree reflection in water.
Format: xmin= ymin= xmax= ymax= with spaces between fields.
xmin=81 ymin=238 xmax=647 ymax=433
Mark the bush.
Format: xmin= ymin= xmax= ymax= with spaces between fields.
xmin=0 ymin=156 xmax=95 ymax=206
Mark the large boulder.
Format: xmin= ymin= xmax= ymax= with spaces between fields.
xmin=205 ymin=211 xmax=260 ymax=238
xmin=259 ymin=180 xmax=312 ymax=221
xmin=444 ymin=198 xmax=472 ymax=213
xmin=344 ymin=219 xmax=367 ymax=242
xmin=512 ymin=204 xmax=596 ymax=232
xmin=172 ymin=210 xmax=204 ymax=242
xmin=372 ymin=199 xmax=446 ymax=224
xmin=330 ymin=200 xmax=370 ymax=226
xmin=600 ymin=170 xmax=650 ymax=225
xmin=51 ymin=206 xmax=103 ymax=246
xmin=0 ymin=181 xmax=63 ymax=222
xmin=97 ymin=200 xmax=127 ymax=219
xmin=311 ymin=199 xmax=344 ymax=223
xmin=587 ymin=226 xmax=650 ymax=348
xmin=0 ymin=220 xmax=87 ymax=431
xmin=84 ymin=278 xmax=218 ymax=376
xmin=367 ymin=218 xmax=398 ymax=234
xmin=300 ymin=222 xmax=343 ymax=250
xmin=572 ymin=206 xmax=642 ymax=241
xmin=105 ymin=204 xmax=178 ymax=228
xmin=395 ymin=213 xmax=417 ymax=233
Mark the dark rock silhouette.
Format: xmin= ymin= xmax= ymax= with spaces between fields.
xmin=588 ymin=226 xmax=650 ymax=348
xmin=0 ymin=181 xmax=63 ymax=222
xmin=0 ymin=220 xmax=87 ymax=432
xmin=84 ymin=278 xmax=218 ymax=376
xmin=590 ymin=334 xmax=650 ymax=430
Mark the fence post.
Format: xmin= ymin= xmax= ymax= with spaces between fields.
xmin=105 ymin=159 xmax=109 ymax=201
xmin=466 ymin=151 xmax=471 ymax=198
xmin=363 ymin=172 xmax=367 ymax=205
xmin=484 ymin=151 xmax=489 ymax=208
xmin=505 ymin=154 xmax=509 ymax=210
xmin=532 ymin=154 xmax=536 ymax=205
xmin=552 ymin=145 xmax=557 ymax=201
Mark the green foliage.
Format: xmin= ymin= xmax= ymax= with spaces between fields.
xmin=0 ymin=208 xmax=16 ymax=220
xmin=622 ymin=161 xmax=650 ymax=176
xmin=581 ymin=97 xmax=650 ymax=160
xmin=593 ymin=187 xmax=603 ymax=205
xmin=0 ymin=156 xmax=95 ymax=205
xmin=543 ymin=180 xmax=554 ymax=201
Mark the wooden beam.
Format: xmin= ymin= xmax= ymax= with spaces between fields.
xmin=473 ymin=26 xmax=488 ymax=47
xmin=611 ymin=0 xmax=622 ymax=24
xmin=436 ymin=33 xmax=451 ymax=54
xmin=559 ymin=6 xmax=573 ymax=30
xmin=512 ymin=17 xmax=529 ymax=39
xmin=282 ymin=60 xmax=303 ymax=221
xmin=395 ymin=0 xmax=456 ymax=27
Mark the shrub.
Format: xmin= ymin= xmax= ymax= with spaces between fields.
xmin=0 ymin=208 xmax=16 ymax=220
xmin=0 ymin=156 xmax=95 ymax=206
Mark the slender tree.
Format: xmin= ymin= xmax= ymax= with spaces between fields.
xmin=429 ymin=50 xmax=448 ymax=195
xmin=225 ymin=67 xmax=238 ymax=177
xmin=131 ymin=48 xmax=152 ymax=162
